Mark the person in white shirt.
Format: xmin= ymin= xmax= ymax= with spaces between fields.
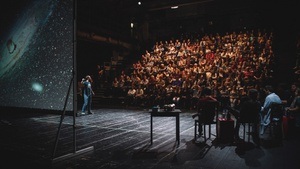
xmin=260 ymin=85 xmax=282 ymax=134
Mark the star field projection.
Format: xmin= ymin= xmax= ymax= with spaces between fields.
xmin=0 ymin=0 xmax=74 ymax=111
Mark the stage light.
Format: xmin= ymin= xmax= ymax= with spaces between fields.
xmin=138 ymin=1 xmax=141 ymax=5
xmin=130 ymin=22 xmax=134 ymax=28
xmin=171 ymin=6 xmax=178 ymax=9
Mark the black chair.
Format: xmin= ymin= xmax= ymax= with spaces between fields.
xmin=240 ymin=120 xmax=257 ymax=142
xmin=237 ymin=100 xmax=260 ymax=142
xmin=266 ymin=102 xmax=285 ymax=139
xmin=194 ymin=101 xmax=219 ymax=142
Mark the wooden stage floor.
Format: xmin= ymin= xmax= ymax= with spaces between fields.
xmin=1 ymin=107 xmax=300 ymax=169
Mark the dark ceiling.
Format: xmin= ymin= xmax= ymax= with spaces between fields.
xmin=76 ymin=0 xmax=298 ymax=44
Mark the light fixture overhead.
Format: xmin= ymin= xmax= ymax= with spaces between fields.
xmin=138 ymin=1 xmax=141 ymax=5
xmin=149 ymin=0 xmax=214 ymax=11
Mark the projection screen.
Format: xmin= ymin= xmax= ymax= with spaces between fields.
xmin=0 ymin=0 xmax=74 ymax=111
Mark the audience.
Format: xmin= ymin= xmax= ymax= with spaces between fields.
xmin=93 ymin=28 xmax=300 ymax=144
xmin=112 ymin=29 xmax=275 ymax=109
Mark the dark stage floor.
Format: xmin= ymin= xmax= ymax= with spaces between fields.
xmin=1 ymin=107 xmax=300 ymax=169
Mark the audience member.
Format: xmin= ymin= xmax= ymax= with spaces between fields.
xmin=260 ymin=85 xmax=282 ymax=134
xmin=228 ymin=89 xmax=261 ymax=144
xmin=286 ymin=88 xmax=300 ymax=128
xmin=192 ymin=88 xmax=218 ymax=137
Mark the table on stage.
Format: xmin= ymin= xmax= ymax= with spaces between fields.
xmin=149 ymin=109 xmax=181 ymax=145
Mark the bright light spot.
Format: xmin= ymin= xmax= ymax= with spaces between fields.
xmin=138 ymin=1 xmax=141 ymax=5
xmin=32 ymin=82 xmax=43 ymax=92
xmin=171 ymin=6 xmax=178 ymax=9
xmin=130 ymin=23 xmax=134 ymax=28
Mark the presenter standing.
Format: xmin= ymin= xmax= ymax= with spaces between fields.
xmin=81 ymin=75 xmax=95 ymax=114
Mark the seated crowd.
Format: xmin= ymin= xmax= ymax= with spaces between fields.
xmin=115 ymin=28 xmax=300 ymax=138
xmin=106 ymin=28 xmax=300 ymax=143
xmin=111 ymin=29 xmax=275 ymax=110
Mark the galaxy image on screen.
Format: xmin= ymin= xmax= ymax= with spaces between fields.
xmin=0 ymin=0 xmax=74 ymax=111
